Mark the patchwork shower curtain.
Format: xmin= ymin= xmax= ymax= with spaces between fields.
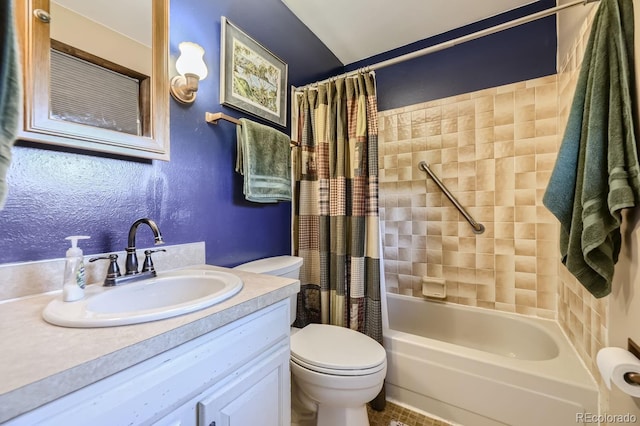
xmin=292 ymin=72 xmax=385 ymax=408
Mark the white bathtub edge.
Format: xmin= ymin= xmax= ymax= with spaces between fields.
xmin=383 ymin=293 xmax=599 ymax=426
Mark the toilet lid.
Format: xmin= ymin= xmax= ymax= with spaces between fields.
xmin=290 ymin=324 xmax=386 ymax=374
xmin=233 ymin=256 xmax=302 ymax=276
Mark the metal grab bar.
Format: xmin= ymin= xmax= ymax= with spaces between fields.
xmin=419 ymin=161 xmax=485 ymax=235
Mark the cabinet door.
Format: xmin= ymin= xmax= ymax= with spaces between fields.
xmin=7 ymin=301 xmax=290 ymax=426
xmin=152 ymin=402 xmax=197 ymax=426
xmin=198 ymin=343 xmax=290 ymax=426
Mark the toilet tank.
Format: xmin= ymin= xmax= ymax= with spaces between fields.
xmin=234 ymin=255 xmax=303 ymax=279
xmin=233 ymin=256 xmax=302 ymax=324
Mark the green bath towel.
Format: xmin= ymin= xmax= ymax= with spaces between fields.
xmin=0 ymin=0 xmax=22 ymax=210
xmin=543 ymin=0 xmax=640 ymax=298
xmin=236 ymin=118 xmax=292 ymax=203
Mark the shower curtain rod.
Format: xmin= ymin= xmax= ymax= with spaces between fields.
xmin=295 ymin=0 xmax=599 ymax=91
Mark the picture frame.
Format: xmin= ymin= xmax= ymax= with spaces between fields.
xmin=220 ymin=17 xmax=288 ymax=127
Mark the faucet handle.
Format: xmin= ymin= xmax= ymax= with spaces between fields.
xmin=142 ymin=249 xmax=166 ymax=273
xmin=89 ymin=254 xmax=122 ymax=286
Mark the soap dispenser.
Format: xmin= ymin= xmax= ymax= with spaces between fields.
xmin=62 ymin=235 xmax=90 ymax=302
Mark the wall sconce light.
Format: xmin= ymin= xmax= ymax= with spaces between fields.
xmin=170 ymin=42 xmax=208 ymax=104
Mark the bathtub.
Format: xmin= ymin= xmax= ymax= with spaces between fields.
xmin=383 ymin=293 xmax=599 ymax=426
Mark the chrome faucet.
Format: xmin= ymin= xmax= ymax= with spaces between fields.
xmin=125 ymin=218 xmax=164 ymax=275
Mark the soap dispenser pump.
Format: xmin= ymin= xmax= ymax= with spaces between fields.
xmin=62 ymin=235 xmax=90 ymax=302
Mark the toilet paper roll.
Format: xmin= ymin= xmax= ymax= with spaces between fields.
xmin=596 ymin=347 xmax=640 ymax=397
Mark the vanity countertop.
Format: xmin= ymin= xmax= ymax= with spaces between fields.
xmin=0 ymin=264 xmax=299 ymax=423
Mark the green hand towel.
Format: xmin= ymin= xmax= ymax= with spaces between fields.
xmin=543 ymin=0 xmax=640 ymax=298
xmin=236 ymin=118 xmax=292 ymax=203
xmin=0 ymin=0 xmax=21 ymax=210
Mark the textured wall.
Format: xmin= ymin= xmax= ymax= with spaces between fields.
xmin=0 ymin=0 xmax=342 ymax=265
xmin=379 ymin=74 xmax=560 ymax=319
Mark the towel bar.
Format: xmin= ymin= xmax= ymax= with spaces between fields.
xmin=205 ymin=112 xmax=240 ymax=125
xmin=205 ymin=112 xmax=299 ymax=147
xmin=419 ymin=161 xmax=485 ymax=234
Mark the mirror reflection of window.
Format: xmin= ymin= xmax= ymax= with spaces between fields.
xmin=50 ymin=44 xmax=145 ymax=135
xmin=49 ymin=0 xmax=152 ymax=136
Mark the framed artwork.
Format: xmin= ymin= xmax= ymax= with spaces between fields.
xmin=220 ymin=17 xmax=288 ymax=127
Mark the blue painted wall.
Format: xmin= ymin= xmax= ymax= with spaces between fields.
xmin=347 ymin=0 xmax=557 ymax=111
xmin=0 ymin=0 xmax=341 ymax=265
xmin=0 ymin=0 xmax=557 ymax=266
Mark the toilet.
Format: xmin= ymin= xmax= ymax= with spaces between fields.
xmin=234 ymin=255 xmax=387 ymax=426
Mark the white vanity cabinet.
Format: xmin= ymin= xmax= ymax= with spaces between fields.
xmin=7 ymin=300 xmax=291 ymax=426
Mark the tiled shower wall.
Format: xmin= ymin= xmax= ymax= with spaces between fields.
xmin=378 ymin=74 xmax=561 ymax=320
xmin=378 ymin=5 xmax=607 ymax=386
xmin=556 ymin=8 xmax=608 ymax=384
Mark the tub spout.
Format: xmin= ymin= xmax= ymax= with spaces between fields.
xmin=125 ymin=218 xmax=164 ymax=275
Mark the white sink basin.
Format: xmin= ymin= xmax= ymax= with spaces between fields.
xmin=42 ymin=268 xmax=243 ymax=328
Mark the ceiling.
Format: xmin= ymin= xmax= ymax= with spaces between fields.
xmin=281 ymin=0 xmax=539 ymax=65
xmin=53 ymin=0 xmax=152 ymax=47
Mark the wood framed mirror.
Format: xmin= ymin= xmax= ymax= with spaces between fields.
xmin=15 ymin=0 xmax=170 ymax=161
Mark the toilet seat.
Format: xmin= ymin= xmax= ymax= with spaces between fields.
xmin=291 ymin=355 xmax=386 ymax=376
xmin=290 ymin=324 xmax=386 ymax=376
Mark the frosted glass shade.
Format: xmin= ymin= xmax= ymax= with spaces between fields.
xmin=175 ymin=42 xmax=208 ymax=80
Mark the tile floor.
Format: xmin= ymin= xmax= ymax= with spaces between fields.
xmin=367 ymin=401 xmax=453 ymax=426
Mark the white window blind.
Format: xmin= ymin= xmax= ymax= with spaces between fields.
xmin=49 ymin=49 xmax=142 ymax=136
